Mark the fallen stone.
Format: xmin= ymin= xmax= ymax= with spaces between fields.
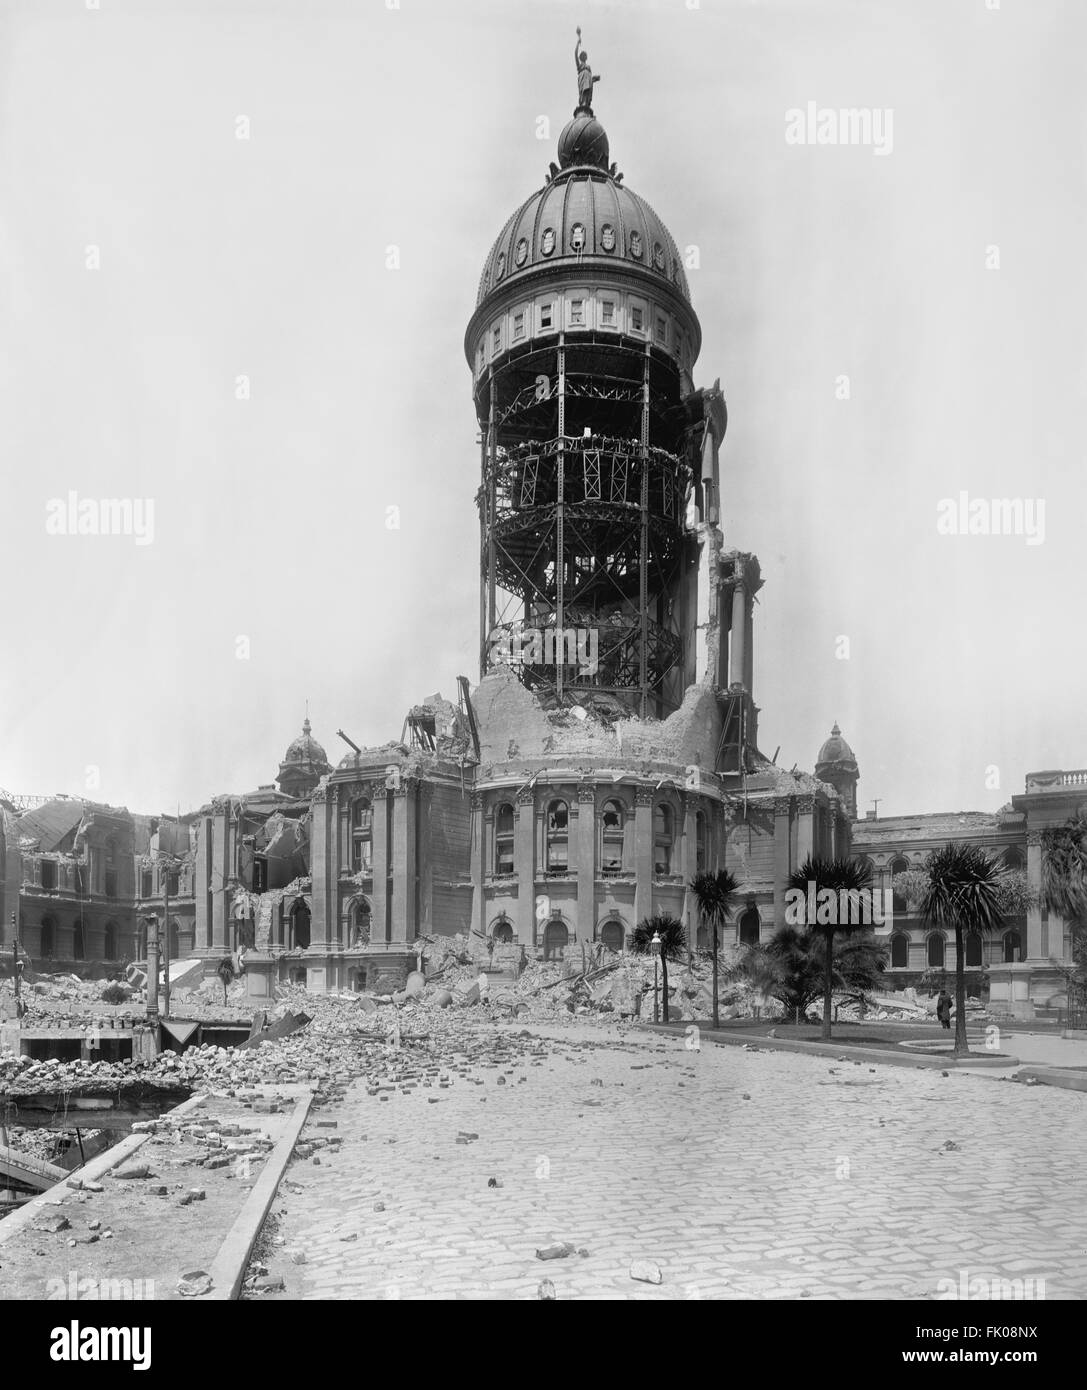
xmin=177 ymin=1270 xmax=213 ymax=1297
xmin=538 ymin=1279 xmax=556 ymax=1300
xmin=630 ymin=1259 xmax=663 ymax=1285
xmin=33 ymin=1214 xmax=71 ymax=1234
xmin=535 ymin=1242 xmax=576 ymax=1261
xmin=111 ymin=1163 xmax=151 ymax=1180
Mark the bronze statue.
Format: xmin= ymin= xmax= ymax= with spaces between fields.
xmin=574 ymin=27 xmax=600 ymax=114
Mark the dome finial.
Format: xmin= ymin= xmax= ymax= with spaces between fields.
xmin=303 ymin=699 xmax=311 ymax=736
xmin=574 ymin=26 xmax=601 ymax=117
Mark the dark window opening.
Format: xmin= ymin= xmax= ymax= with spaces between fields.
xmin=40 ymin=860 xmax=56 ymax=891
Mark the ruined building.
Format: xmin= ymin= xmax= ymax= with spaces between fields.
xmin=3 ymin=49 xmax=1079 ymax=1021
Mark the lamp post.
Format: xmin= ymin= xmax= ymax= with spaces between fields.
xmin=651 ymin=930 xmax=661 ymax=1024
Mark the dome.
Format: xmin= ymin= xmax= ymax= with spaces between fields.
xmin=282 ymin=718 xmax=329 ymax=770
xmin=816 ymin=722 xmax=857 ymax=768
xmin=474 ymin=116 xmax=691 ymax=311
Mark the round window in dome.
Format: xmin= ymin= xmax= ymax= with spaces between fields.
xmin=541 ymin=227 xmax=556 ymax=257
xmin=600 ymin=224 xmax=616 ymax=252
xmin=629 ymin=230 xmax=643 ymax=259
xmin=515 ymin=237 xmax=528 ymax=267
xmin=652 ymin=243 xmax=665 ymax=271
xmin=570 ymin=222 xmax=586 ymax=252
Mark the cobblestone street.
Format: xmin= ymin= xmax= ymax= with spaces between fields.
xmin=252 ymin=1023 xmax=1087 ymax=1300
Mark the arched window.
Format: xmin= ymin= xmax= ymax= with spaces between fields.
xmin=890 ymin=856 xmax=910 ymax=915
xmin=739 ymin=906 xmax=760 ymax=947
xmin=72 ymin=918 xmax=85 ymax=960
xmin=104 ymin=836 xmax=118 ymax=899
xmin=352 ymin=799 xmax=373 ymax=874
xmin=927 ymin=933 xmax=945 ymax=969
xmin=103 ymin=922 xmax=119 ymax=960
xmin=891 ymin=932 xmax=910 ymax=968
xmin=1003 ymin=846 xmax=1024 ymax=873
xmin=1003 ymin=930 xmax=1021 ymax=964
xmin=543 ymin=920 xmax=568 ymax=960
xmin=695 ymin=811 xmax=707 ymax=874
xmin=40 ymin=859 xmax=56 ymax=891
xmin=600 ymin=920 xmax=624 ymax=954
xmin=40 ymin=917 xmax=56 ymax=959
xmin=491 ymin=918 xmax=514 ymax=945
xmin=494 ymin=803 xmax=515 ymax=874
xmin=169 ymin=920 xmax=181 ymax=958
xmin=653 ymin=804 xmax=674 ymax=876
xmin=601 ymin=799 xmax=624 ymax=875
xmin=966 ymin=932 xmax=984 ymax=968
xmin=546 ymin=800 xmax=569 ymax=872
xmin=290 ymin=899 xmax=311 ymax=951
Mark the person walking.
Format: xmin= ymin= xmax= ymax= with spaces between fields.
xmin=936 ymin=988 xmax=952 ymax=1030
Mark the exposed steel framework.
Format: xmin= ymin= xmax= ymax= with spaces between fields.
xmin=476 ymin=333 xmax=695 ymax=720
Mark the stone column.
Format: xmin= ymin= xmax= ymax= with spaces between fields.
xmin=634 ymin=786 xmax=654 ymax=927
xmin=1026 ymin=830 xmax=1044 ymax=959
xmin=743 ymin=589 xmax=754 ymax=694
xmin=576 ymin=784 xmax=597 ymax=944
xmin=309 ymin=783 xmax=333 ymax=949
xmin=390 ymin=782 xmax=414 ymax=944
xmin=211 ymin=803 xmax=231 ymax=952
xmin=796 ymin=795 xmax=814 ymax=867
xmin=469 ymin=790 xmax=485 ymax=942
xmin=729 ymin=584 xmax=746 ymax=687
xmin=515 ymin=788 xmax=536 ymax=947
xmin=773 ymin=797 xmax=792 ymax=931
xmin=370 ymin=786 xmax=388 ymax=945
xmin=682 ymin=794 xmax=698 ymax=951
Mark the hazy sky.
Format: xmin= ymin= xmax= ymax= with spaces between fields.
xmin=1 ymin=0 xmax=1083 ymax=819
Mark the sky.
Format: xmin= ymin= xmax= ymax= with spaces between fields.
xmin=1 ymin=0 xmax=1083 ymax=819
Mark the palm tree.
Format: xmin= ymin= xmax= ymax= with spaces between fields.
xmin=919 ymin=843 xmax=1004 ymax=1057
xmin=1041 ymin=812 xmax=1087 ymax=924
xmin=632 ymin=913 xmax=686 ymax=1024
xmin=787 ymin=855 xmax=874 ymax=1040
xmin=690 ymin=870 xmax=738 ymax=1029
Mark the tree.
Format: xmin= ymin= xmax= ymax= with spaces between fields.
xmin=919 ymin=843 xmax=1004 ymax=1057
xmin=732 ymin=925 xmax=886 ymax=1022
xmin=690 ymin=869 xmax=738 ymax=1029
xmin=632 ymin=913 xmax=686 ymax=1024
xmin=787 ymin=855 xmax=875 ymax=1040
xmin=216 ymin=957 xmax=235 ymax=1006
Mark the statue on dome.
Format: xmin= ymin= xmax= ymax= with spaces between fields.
xmin=574 ymin=27 xmax=600 ymax=115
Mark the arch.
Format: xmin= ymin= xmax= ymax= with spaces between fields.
xmin=600 ymin=920 xmax=624 ymax=954
xmin=965 ymin=931 xmax=984 ymax=968
xmin=890 ymin=855 xmax=910 ymax=915
xmin=653 ymin=803 xmax=674 ymax=876
xmin=351 ymin=797 xmax=373 ymax=873
xmin=491 ymin=917 xmax=514 ymax=945
xmin=72 ymin=918 xmax=85 ymax=960
xmin=600 ymin=798 xmax=625 ymax=875
xmin=926 ymin=932 xmax=946 ymax=969
xmin=543 ymin=920 xmax=569 ymax=960
xmin=1002 ymin=929 xmax=1021 ymax=964
xmin=890 ymin=932 xmax=910 ymax=968
xmin=494 ymin=802 xmax=515 ymax=874
xmin=738 ymin=906 xmax=760 ymax=947
xmin=103 ymin=921 xmax=119 ymax=960
xmin=289 ymin=898 xmax=311 ymax=951
xmin=546 ymin=799 xmax=569 ymax=872
xmin=40 ymin=915 xmax=56 ymax=959
xmin=1003 ymin=846 xmax=1025 ymax=873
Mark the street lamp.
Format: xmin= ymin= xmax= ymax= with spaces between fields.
xmin=651 ymin=930 xmax=662 ymax=1024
